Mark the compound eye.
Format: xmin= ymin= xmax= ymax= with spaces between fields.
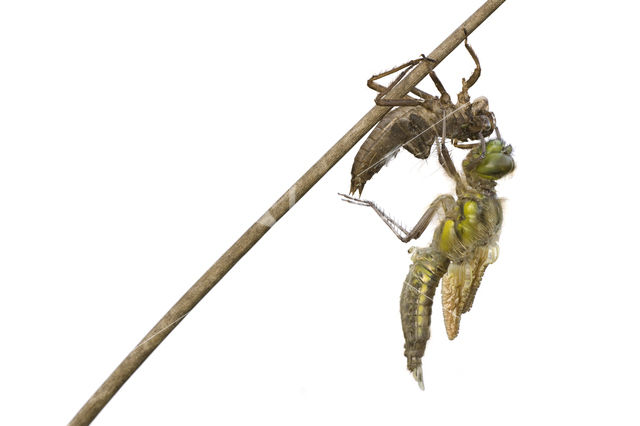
xmin=470 ymin=116 xmax=490 ymax=134
xmin=479 ymin=116 xmax=491 ymax=131
xmin=476 ymin=153 xmax=515 ymax=179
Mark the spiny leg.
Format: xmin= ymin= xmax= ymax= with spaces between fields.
xmin=437 ymin=111 xmax=464 ymax=187
xmin=367 ymin=56 xmax=438 ymax=107
xmin=403 ymin=194 xmax=456 ymax=242
xmin=340 ymin=193 xmax=455 ymax=243
xmin=407 ymin=85 xmax=438 ymax=104
xmin=452 ymin=139 xmax=479 ymax=149
xmin=428 ymin=71 xmax=451 ymax=105
xmin=457 ymin=28 xmax=481 ymax=104
xmin=437 ymin=139 xmax=460 ymax=184
xmin=340 ymin=193 xmax=410 ymax=237
xmin=453 ymin=135 xmax=487 ymax=153
xmin=462 ymin=31 xmax=481 ymax=90
xmin=367 ymin=57 xmax=421 ymax=93
xmin=372 ymin=62 xmax=451 ymax=107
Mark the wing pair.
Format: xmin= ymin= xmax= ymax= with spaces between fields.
xmin=441 ymin=244 xmax=499 ymax=340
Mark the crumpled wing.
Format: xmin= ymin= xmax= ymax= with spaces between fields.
xmin=463 ymin=244 xmax=499 ymax=313
xmin=441 ymin=261 xmax=472 ymax=340
xmin=441 ymin=244 xmax=499 ymax=340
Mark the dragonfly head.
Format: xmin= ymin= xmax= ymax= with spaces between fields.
xmin=463 ymin=138 xmax=515 ymax=182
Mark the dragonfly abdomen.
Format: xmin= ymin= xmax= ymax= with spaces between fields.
xmin=400 ymin=246 xmax=449 ymax=389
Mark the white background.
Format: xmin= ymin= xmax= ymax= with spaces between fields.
xmin=1 ymin=1 xmax=639 ymax=425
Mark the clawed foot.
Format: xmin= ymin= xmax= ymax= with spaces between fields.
xmin=339 ymin=192 xmax=373 ymax=207
xmin=421 ymin=53 xmax=436 ymax=63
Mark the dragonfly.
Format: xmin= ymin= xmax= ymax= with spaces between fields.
xmin=341 ymin=134 xmax=514 ymax=389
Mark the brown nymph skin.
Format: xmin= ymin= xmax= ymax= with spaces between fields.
xmin=350 ymin=37 xmax=495 ymax=195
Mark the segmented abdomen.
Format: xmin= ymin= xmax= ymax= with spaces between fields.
xmin=350 ymin=106 xmax=438 ymax=195
xmin=400 ymin=246 xmax=449 ymax=385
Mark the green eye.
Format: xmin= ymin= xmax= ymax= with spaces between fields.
xmin=463 ymin=138 xmax=515 ymax=180
xmin=476 ymin=152 xmax=515 ymax=179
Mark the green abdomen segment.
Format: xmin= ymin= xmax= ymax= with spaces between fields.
xmin=400 ymin=247 xmax=449 ymax=388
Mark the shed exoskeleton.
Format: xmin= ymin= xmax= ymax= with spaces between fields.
xmin=350 ymin=34 xmax=496 ymax=195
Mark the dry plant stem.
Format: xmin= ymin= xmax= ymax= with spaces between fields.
xmin=69 ymin=1 xmax=506 ymax=424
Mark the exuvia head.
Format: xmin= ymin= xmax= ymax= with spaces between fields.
xmin=463 ymin=138 xmax=515 ymax=181
xmin=471 ymin=97 xmax=495 ymax=138
xmin=454 ymin=97 xmax=495 ymax=141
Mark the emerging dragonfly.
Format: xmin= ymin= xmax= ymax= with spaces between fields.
xmin=341 ymin=136 xmax=514 ymax=389
xmin=351 ymin=32 xmax=496 ymax=196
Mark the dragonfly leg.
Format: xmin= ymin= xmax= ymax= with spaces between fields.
xmin=437 ymin=139 xmax=462 ymax=187
xmin=340 ymin=193 xmax=410 ymax=238
xmin=457 ymin=28 xmax=481 ymax=104
xmin=340 ymin=193 xmax=455 ymax=243
xmin=428 ymin=71 xmax=452 ymax=105
xmin=367 ymin=57 xmax=437 ymax=106
xmin=452 ymin=139 xmax=479 ymax=149
xmin=437 ymin=111 xmax=463 ymax=187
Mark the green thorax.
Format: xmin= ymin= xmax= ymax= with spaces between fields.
xmin=436 ymin=139 xmax=513 ymax=262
